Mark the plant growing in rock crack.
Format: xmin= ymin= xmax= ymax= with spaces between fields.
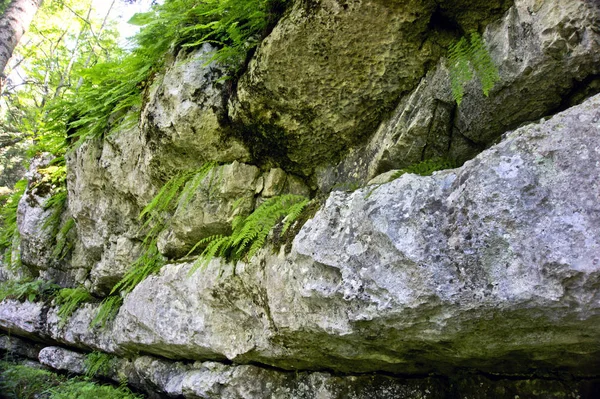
xmin=186 ymin=194 xmax=309 ymax=274
xmin=448 ymin=32 xmax=500 ymax=105
xmin=389 ymin=157 xmax=457 ymax=181
xmin=90 ymin=163 xmax=218 ymax=329
xmin=91 ymin=295 xmax=123 ymax=329
xmin=0 ymin=279 xmax=60 ymax=303
xmin=55 ymin=287 xmax=93 ymax=327
xmin=84 ymin=351 xmax=115 ymax=378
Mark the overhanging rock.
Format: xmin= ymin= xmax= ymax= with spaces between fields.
xmin=113 ymin=94 xmax=600 ymax=376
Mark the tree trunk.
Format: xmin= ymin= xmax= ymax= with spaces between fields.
xmin=0 ymin=0 xmax=43 ymax=92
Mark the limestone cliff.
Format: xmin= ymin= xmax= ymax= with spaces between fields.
xmin=1 ymin=0 xmax=600 ymax=398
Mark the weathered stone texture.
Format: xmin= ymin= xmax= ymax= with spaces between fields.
xmin=112 ymin=94 xmax=600 ymax=376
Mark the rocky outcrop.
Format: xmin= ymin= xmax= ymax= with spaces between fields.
xmin=6 ymin=94 xmax=588 ymax=378
xmin=3 ymin=0 xmax=600 ymax=397
xmin=317 ymin=0 xmax=600 ymax=189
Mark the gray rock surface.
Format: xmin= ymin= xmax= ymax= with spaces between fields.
xmin=38 ymin=346 xmax=87 ymax=374
xmin=231 ymin=0 xmax=446 ymax=174
xmin=113 ymin=93 xmax=600 ymax=376
xmin=142 ymin=44 xmax=249 ymax=177
xmin=317 ymin=0 xmax=600 ymax=190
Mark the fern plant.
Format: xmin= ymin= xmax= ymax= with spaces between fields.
xmin=448 ymin=32 xmax=499 ymax=105
xmin=0 ymin=179 xmax=27 ymax=267
xmin=187 ymin=194 xmax=309 ymax=274
xmin=139 ymin=162 xmax=217 ymax=240
xmin=52 ymin=217 xmax=75 ymax=259
xmin=111 ymin=240 xmax=164 ymax=295
xmin=84 ymin=352 xmax=115 ymax=378
xmin=91 ymin=295 xmax=123 ymax=329
xmin=0 ymin=279 xmax=60 ymax=303
xmin=55 ymin=287 xmax=93 ymax=327
xmin=47 ymin=0 xmax=291 ymax=148
xmin=389 ymin=157 xmax=457 ymax=181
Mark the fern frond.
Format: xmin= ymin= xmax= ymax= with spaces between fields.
xmin=188 ymin=194 xmax=309 ymax=274
xmin=84 ymin=351 xmax=115 ymax=378
xmin=91 ymin=295 xmax=123 ymax=329
xmin=111 ymin=241 xmax=164 ymax=295
xmin=448 ymin=32 xmax=499 ymax=105
xmin=390 ymin=158 xmax=457 ymax=181
xmin=55 ymin=287 xmax=93 ymax=327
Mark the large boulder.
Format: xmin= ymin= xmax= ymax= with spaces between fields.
xmin=317 ymin=0 xmax=600 ymax=189
xmin=142 ymin=44 xmax=250 ymax=178
xmin=231 ymin=0 xmax=513 ymax=174
xmin=114 ymin=93 xmax=600 ymax=376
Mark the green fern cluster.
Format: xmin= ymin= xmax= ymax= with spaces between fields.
xmin=0 ymin=279 xmax=60 ymax=303
xmin=91 ymin=295 xmax=123 ymax=329
xmin=45 ymin=0 xmax=291 ymax=148
xmin=187 ymin=194 xmax=309 ymax=274
xmin=389 ymin=157 xmax=457 ymax=181
xmin=0 ymin=179 xmax=27 ymax=266
xmin=139 ymin=162 xmax=217 ymax=238
xmin=52 ymin=217 xmax=75 ymax=260
xmin=111 ymin=241 xmax=164 ymax=295
xmin=55 ymin=287 xmax=93 ymax=326
xmin=448 ymin=32 xmax=500 ymax=105
xmin=84 ymin=352 xmax=115 ymax=379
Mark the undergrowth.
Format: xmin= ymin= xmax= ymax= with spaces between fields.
xmin=0 ymin=179 xmax=27 ymax=267
xmin=187 ymin=194 xmax=309 ymax=274
xmin=0 ymin=360 xmax=142 ymax=399
xmin=448 ymin=32 xmax=500 ymax=105
xmin=84 ymin=352 xmax=115 ymax=378
xmin=0 ymin=279 xmax=60 ymax=303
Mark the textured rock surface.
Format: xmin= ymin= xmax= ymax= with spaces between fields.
xmin=113 ymin=94 xmax=600 ymax=376
xmin=231 ymin=0 xmax=445 ymax=174
xmin=38 ymin=346 xmax=87 ymax=374
xmin=0 ymin=334 xmax=44 ymax=359
xmin=318 ymin=0 xmax=600 ymax=189
xmin=17 ymin=155 xmax=60 ymax=272
xmin=142 ymin=44 xmax=249 ymax=177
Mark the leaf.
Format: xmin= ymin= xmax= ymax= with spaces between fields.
xmin=128 ymin=12 xmax=154 ymax=26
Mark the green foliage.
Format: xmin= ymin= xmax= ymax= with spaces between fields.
xmin=187 ymin=194 xmax=309 ymax=274
xmin=53 ymin=0 xmax=290 ymax=147
xmin=52 ymin=217 xmax=75 ymax=259
xmin=0 ymin=179 xmax=27 ymax=266
xmin=139 ymin=162 xmax=217 ymax=240
xmin=0 ymin=361 xmax=142 ymax=399
xmin=55 ymin=287 xmax=93 ymax=326
xmin=389 ymin=157 xmax=457 ymax=181
xmin=0 ymin=279 xmax=60 ymax=303
xmin=448 ymin=32 xmax=500 ymax=105
xmin=47 ymin=379 xmax=143 ymax=399
xmin=0 ymin=361 xmax=64 ymax=399
xmin=91 ymin=295 xmax=122 ymax=329
xmin=111 ymin=241 xmax=164 ymax=295
xmin=84 ymin=351 xmax=114 ymax=379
